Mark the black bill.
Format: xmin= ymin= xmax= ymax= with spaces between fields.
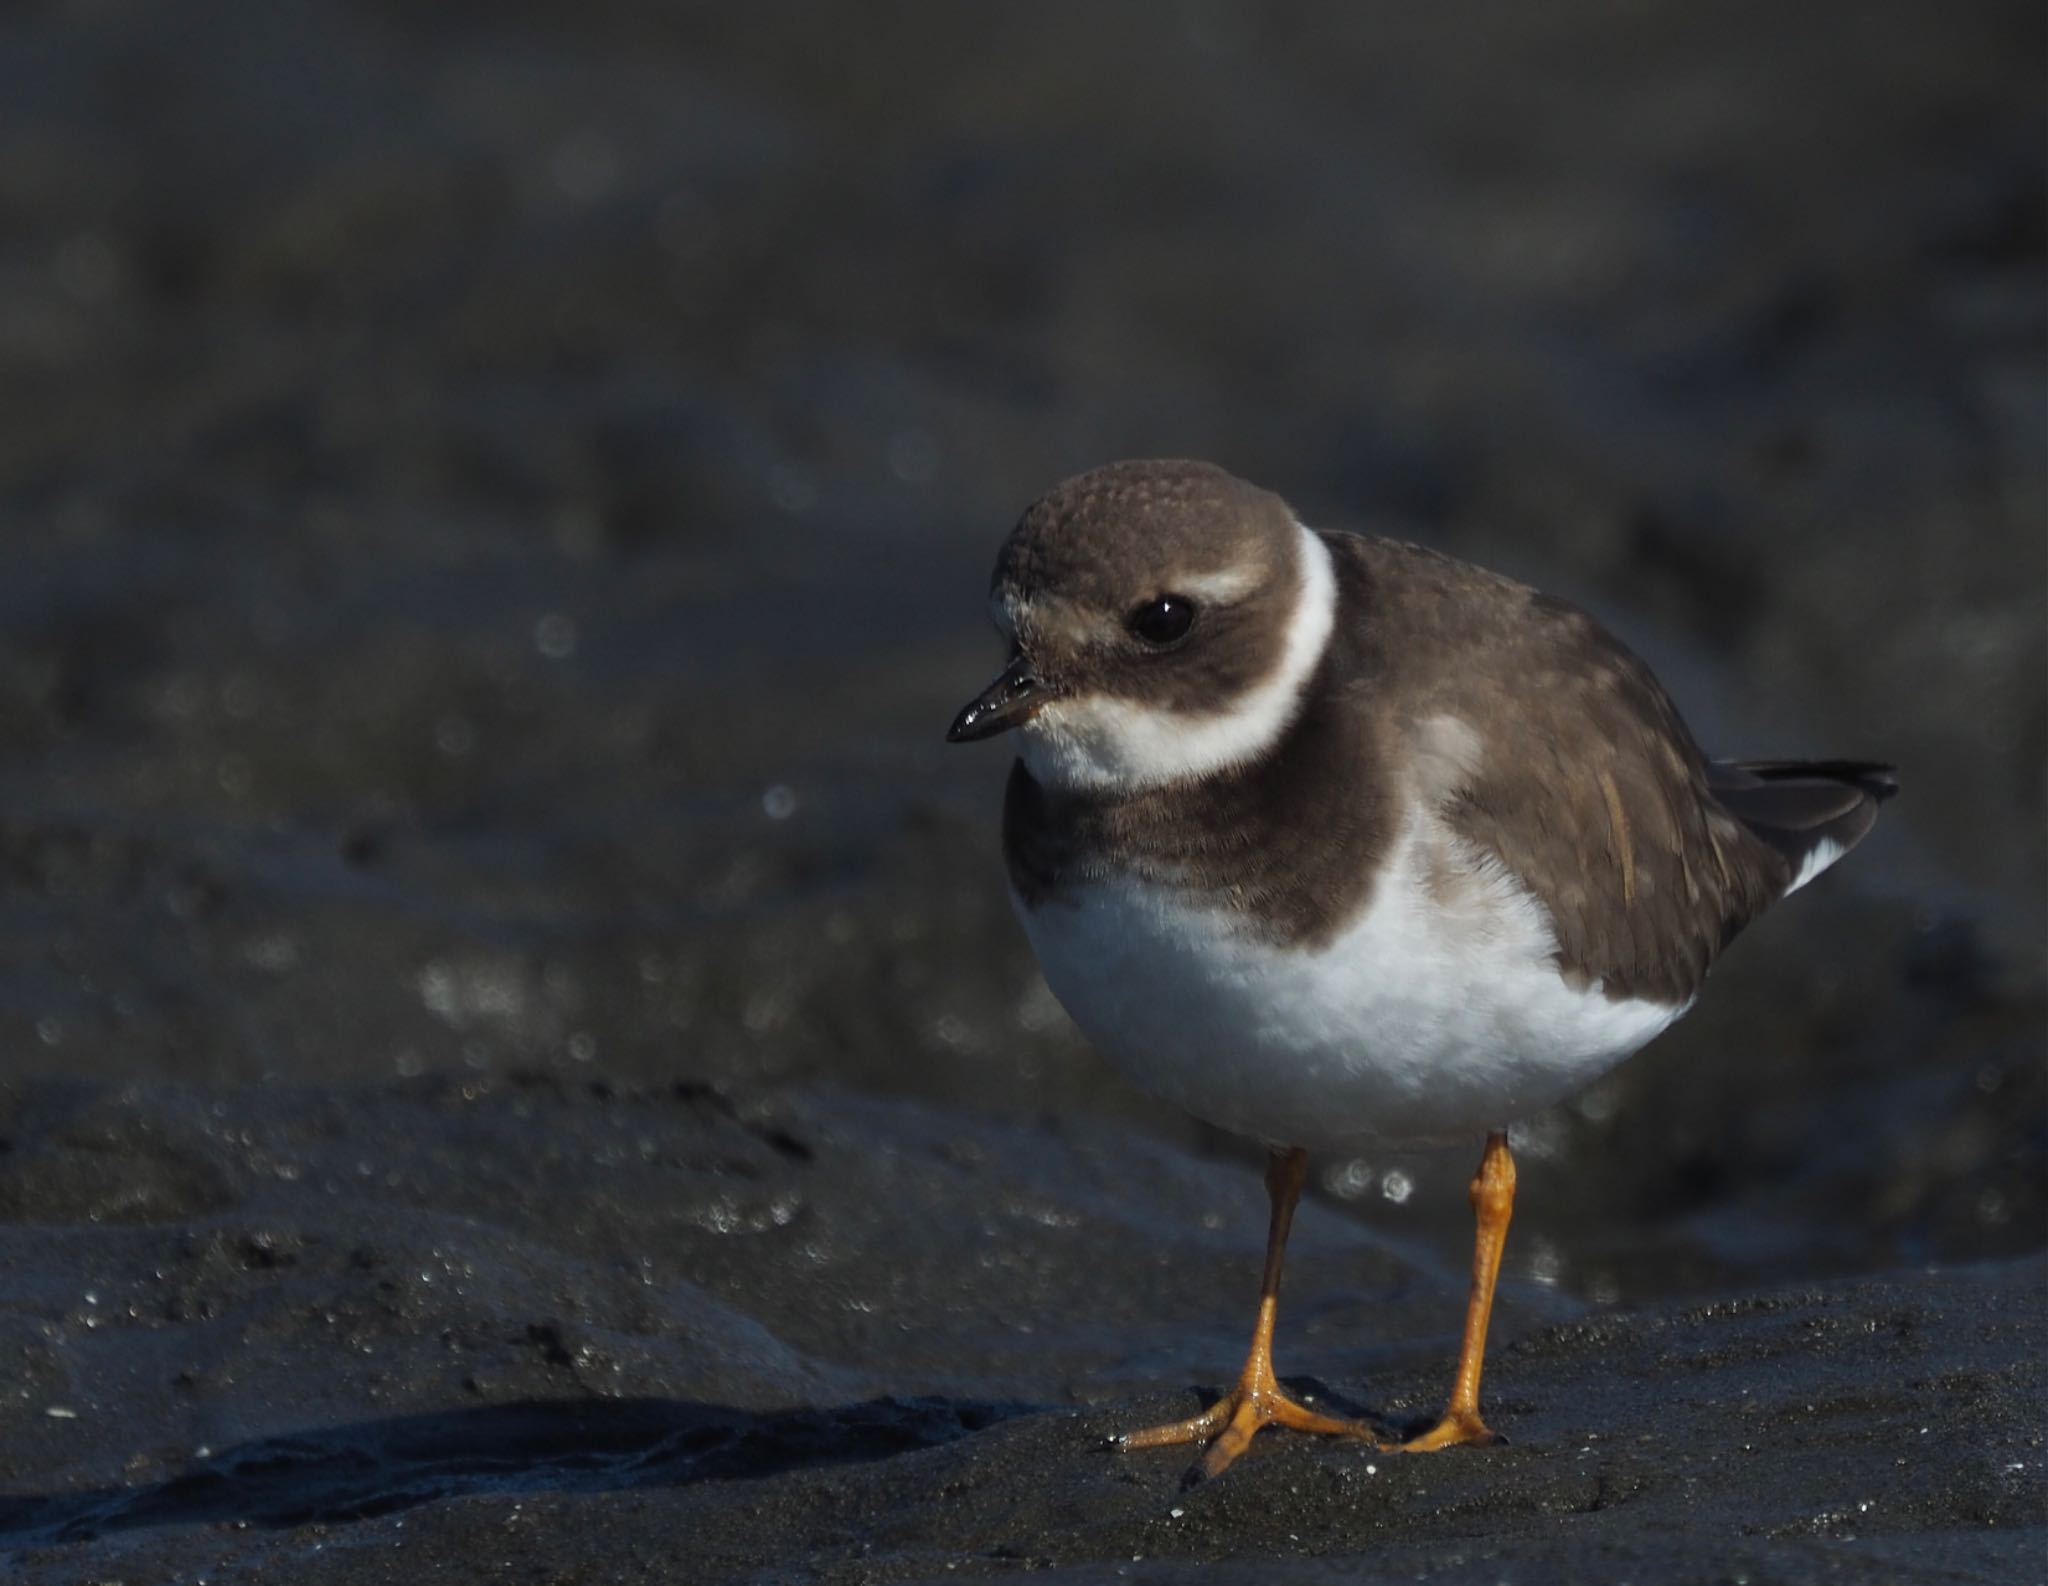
xmin=947 ymin=653 xmax=1047 ymax=742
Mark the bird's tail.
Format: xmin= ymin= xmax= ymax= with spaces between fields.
xmin=1707 ymin=759 xmax=1898 ymax=895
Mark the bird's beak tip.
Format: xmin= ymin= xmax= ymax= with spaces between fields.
xmin=947 ymin=655 xmax=1044 ymax=744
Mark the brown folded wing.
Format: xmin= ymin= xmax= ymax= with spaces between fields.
xmin=1351 ymin=539 xmax=1792 ymax=1007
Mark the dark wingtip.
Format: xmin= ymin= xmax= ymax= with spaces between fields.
xmin=1709 ymin=756 xmax=1898 ymax=884
xmin=1715 ymin=758 xmax=1898 ymax=802
xmin=1861 ymin=764 xmax=1901 ymax=802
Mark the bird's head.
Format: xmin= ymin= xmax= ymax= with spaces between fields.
xmin=948 ymin=460 xmax=1337 ymax=791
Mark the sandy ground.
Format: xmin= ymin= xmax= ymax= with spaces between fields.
xmin=0 ymin=1 xmax=2041 ymax=1581
xmin=0 ymin=1079 xmax=2039 ymax=1583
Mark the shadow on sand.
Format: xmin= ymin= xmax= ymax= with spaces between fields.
xmin=0 ymin=1395 xmax=1038 ymax=1551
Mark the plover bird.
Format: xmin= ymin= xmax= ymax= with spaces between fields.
xmin=948 ymin=459 xmax=1894 ymax=1481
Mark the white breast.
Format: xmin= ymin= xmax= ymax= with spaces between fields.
xmin=1014 ymin=805 xmax=1687 ymax=1150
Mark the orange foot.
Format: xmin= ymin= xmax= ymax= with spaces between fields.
xmin=1117 ymin=1377 xmax=1377 ymax=1484
xmin=1385 ymin=1407 xmax=1501 ymax=1453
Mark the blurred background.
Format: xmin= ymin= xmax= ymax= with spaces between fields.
xmin=0 ymin=0 xmax=2041 ymax=1304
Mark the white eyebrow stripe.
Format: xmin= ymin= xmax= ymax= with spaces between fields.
xmin=1171 ymin=563 xmax=1264 ymax=604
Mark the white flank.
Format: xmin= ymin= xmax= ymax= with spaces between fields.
xmin=1017 ymin=523 xmax=1339 ymax=791
xmin=1015 ymin=802 xmax=1688 ymax=1150
xmin=1783 ymin=836 xmax=1846 ymax=895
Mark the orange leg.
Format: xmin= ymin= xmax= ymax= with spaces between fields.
xmin=1388 ymin=1129 xmax=1516 ymax=1451
xmin=1117 ymin=1147 xmax=1375 ymax=1482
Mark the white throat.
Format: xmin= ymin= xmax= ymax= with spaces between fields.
xmin=1018 ymin=522 xmax=1339 ymax=792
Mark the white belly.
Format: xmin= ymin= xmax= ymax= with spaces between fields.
xmin=1014 ymin=810 xmax=1686 ymax=1149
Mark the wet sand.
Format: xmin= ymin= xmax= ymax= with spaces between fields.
xmin=0 ymin=1078 xmax=2039 ymax=1583
xmin=0 ymin=0 xmax=2042 ymax=1580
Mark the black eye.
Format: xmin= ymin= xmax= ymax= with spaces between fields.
xmin=1126 ymin=595 xmax=1198 ymax=647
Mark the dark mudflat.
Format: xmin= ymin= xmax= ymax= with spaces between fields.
xmin=0 ymin=0 xmax=2040 ymax=1581
xmin=0 ymin=1078 xmax=2039 ymax=1584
